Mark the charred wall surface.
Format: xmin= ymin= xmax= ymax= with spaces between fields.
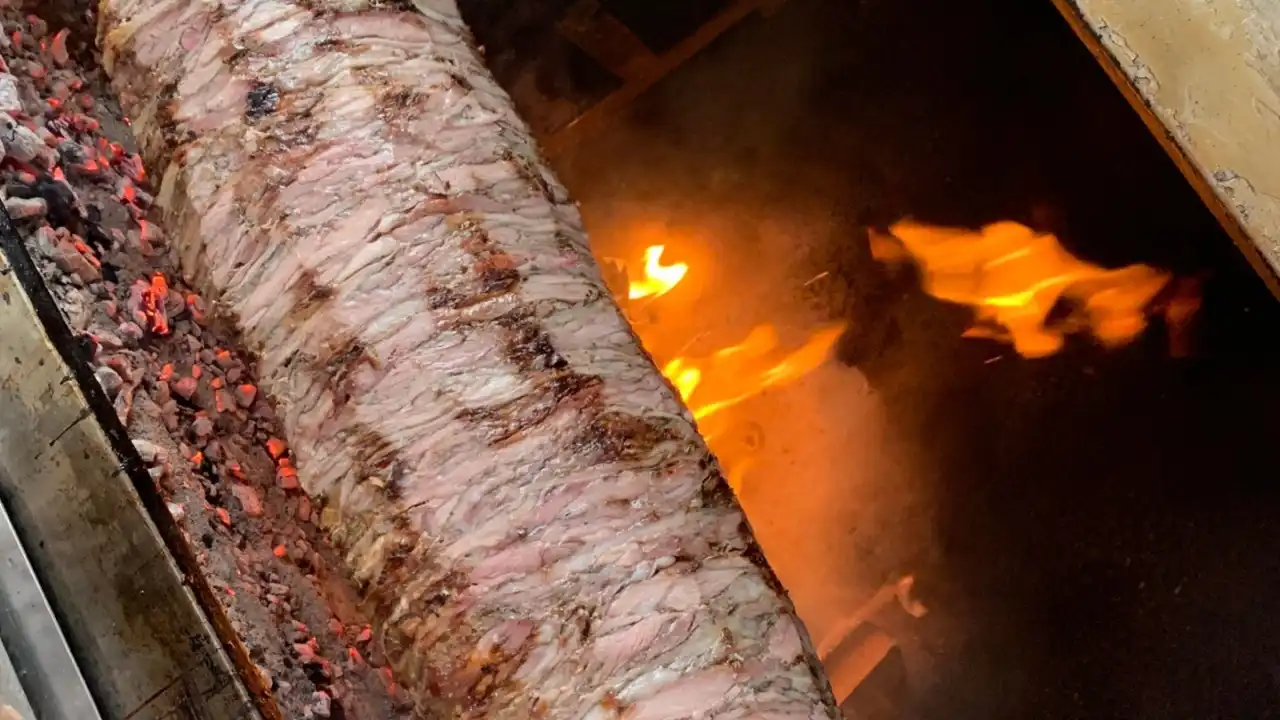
xmin=504 ymin=0 xmax=1280 ymax=716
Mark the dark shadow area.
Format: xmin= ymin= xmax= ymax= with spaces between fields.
xmin=501 ymin=0 xmax=1280 ymax=716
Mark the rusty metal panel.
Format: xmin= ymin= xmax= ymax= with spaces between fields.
xmin=0 ymin=216 xmax=259 ymax=719
xmin=1052 ymin=0 xmax=1280 ymax=297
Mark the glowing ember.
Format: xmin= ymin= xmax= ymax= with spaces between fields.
xmin=627 ymin=245 xmax=688 ymax=300
xmin=874 ymin=220 xmax=1175 ymax=358
xmin=141 ymin=272 xmax=170 ymax=335
xmin=266 ymin=437 xmax=287 ymax=460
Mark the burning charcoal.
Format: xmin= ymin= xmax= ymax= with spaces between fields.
xmin=103 ymin=354 xmax=135 ymax=383
xmin=94 ymin=330 xmax=124 ymax=350
xmin=55 ymin=139 xmax=85 ymax=165
xmin=119 ymin=153 xmax=145 ymax=182
xmin=0 ymin=114 xmax=44 ymax=164
xmin=148 ymin=464 xmax=168 ymax=485
xmin=114 ymin=387 xmax=134 ymax=426
xmin=125 ymin=279 xmax=148 ymax=326
xmin=311 ymin=691 xmax=332 ymax=718
xmin=161 ymin=402 xmax=179 ymax=433
xmin=186 ymin=293 xmax=207 ymax=324
xmin=117 ymin=321 xmax=143 ymax=344
xmin=215 ymin=389 xmax=236 ymax=415
xmin=0 ymin=73 xmax=21 ymax=114
xmin=294 ymin=643 xmax=317 ymax=663
xmin=94 ymin=365 xmax=123 ymax=399
xmin=50 ymin=29 xmax=70 ymax=67
xmin=25 ymin=15 xmax=47 ymax=39
xmin=29 ymin=224 xmax=56 ymax=257
xmin=3 ymin=195 xmax=44 ymax=219
xmin=297 ymin=495 xmax=312 ymax=523
xmin=191 ymin=415 xmax=214 ymax=439
xmin=132 ymin=438 xmax=167 ymax=465
xmin=234 ymin=384 xmax=257 ymax=408
xmin=4 ymin=193 xmax=45 ymax=219
xmin=133 ymin=187 xmax=154 ymax=209
xmin=231 ymin=484 xmax=263 ymax=517
xmin=173 ymin=375 xmax=198 ymax=400
xmin=165 ymin=288 xmax=184 ymax=316
xmin=53 ymin=239 xmax=101 ymax=284
xmin=277 ymin=462 xmax=299 ymax=490
xmin=212 ymin=348 xmax=234 ymax=370
xmin=9 ymin=174 xmax=82 ymax=227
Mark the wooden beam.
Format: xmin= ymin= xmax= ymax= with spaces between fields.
xmin=1050 ymin=0 xmax=1280 ymax=301
xmin=556 ymin=0 xmax=658 ymax=82
xmin=824 ymin=625 xmax=896 ymax=706
xmin=541 ymin=0 xmax=772 ymax=156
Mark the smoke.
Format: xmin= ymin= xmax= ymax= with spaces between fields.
xmin=545 ymin=0 xmax=931 ymax=668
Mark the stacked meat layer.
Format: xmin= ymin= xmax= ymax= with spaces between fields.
xmin=97 ymin=0 xmax=839 ymax=716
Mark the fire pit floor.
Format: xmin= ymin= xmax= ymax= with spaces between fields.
xmin=0 ymin=6 xmax=403 ymax=718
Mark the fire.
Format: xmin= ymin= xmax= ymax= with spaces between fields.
xmin=663 ymin=323 xmax=847 ymax=423
xmin=618 ymin=244 xmax=845 ymax=492
xmin=873 ymin=220 xmax=1175 ymax=358
xmin=627 ymin=245 xmax=688 ymax=300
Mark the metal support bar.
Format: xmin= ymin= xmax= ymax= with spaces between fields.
xmin=542 ymin=0 xmax=774 ymax=156
xmin=556 ymin=0 xmax=659 ymax=82
xmin=0 ymin=498 xmax=100 ymax=720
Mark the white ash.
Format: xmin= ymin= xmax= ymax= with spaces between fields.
xmin=94 ymin=365 xmax=122 ymax=399
xmin=132 ymin=438 xmax=167 ymax=465
xmin=0 ymin=113 xmax=44 ymax=164
xmin=3 ymin=196 xmax=44 ymax=219
xmin=0 ymin=73 xmax=21 ymax=114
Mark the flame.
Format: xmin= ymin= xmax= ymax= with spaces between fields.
xmin=615 ymin=244 xmax=845 ymax=492
xmin=628 ymin=245 xmax=689 ymax=300
xmin=665 ymin=323 xmax=847 ymax=422
xmin=875 ymin=220 xmax=1173 ymax=358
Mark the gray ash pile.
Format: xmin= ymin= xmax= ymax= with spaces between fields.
xmin=0 ymin=7 xmax=402 ymax=718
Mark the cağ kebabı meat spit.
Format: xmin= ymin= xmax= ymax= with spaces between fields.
xmin=95 ymin=0 xmax=842 ymax=716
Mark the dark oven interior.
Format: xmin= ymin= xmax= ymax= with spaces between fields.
xmin=459 ymin=0 xmax=1280 ymax=717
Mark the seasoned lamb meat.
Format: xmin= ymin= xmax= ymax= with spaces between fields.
xmin=96 ymin=0 xmax=840 ymax=716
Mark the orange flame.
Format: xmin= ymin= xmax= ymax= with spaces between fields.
xmin=618 ymin=243 xmax=845 ymax=492
xmin=874 ymin=220 xmax=1173 ymax=358
xmin=663 ymin=323 xmax=847 ymax=422
xmin=627 ymin=245 xmax=688 ymax=300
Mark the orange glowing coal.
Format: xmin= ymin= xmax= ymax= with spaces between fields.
xmin=627 ymin=245 xmax=689 ymax=300
xmin=619 ymin=244 xmax=846 ymax=491
xmin=872 ymin=220 xmax=1176 ymax=358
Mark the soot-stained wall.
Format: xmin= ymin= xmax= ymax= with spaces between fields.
xmin=501 ymin=0 xmax=1280 ymax=716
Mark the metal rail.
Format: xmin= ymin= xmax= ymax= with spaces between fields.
xmin=0 ymin=497 xmax=100 ymax=720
